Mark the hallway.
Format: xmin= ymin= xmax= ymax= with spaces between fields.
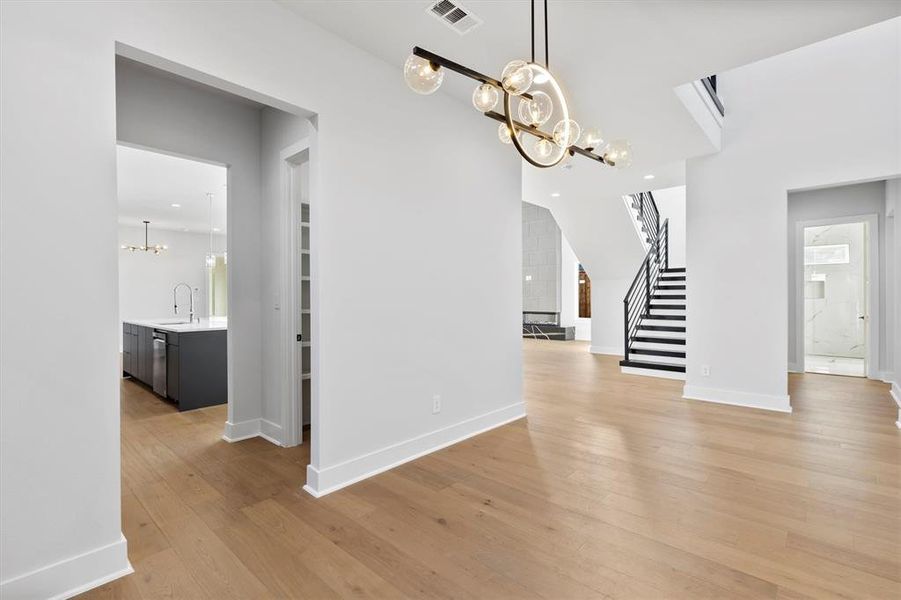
xmin=86 ymin=340 xmax=900 ymax=599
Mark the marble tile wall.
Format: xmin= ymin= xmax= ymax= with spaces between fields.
xmin=804 ymin=222 xmax=866 ymax=358
xmin=522 ymin=202 xmax=562 ymax=313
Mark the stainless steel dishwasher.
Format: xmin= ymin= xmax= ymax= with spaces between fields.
xmin=152 ymin=331 xmax=167 ymax=397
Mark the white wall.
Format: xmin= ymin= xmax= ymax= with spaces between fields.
xmin=560 ymin=234 xmax=590 ymax=340
xmin=119 ymin=225 xmax=226 ymax=328
xmin=0 ymin=1 xmax=523 ymax=597
xmin=588 ymin=278 xmax=633 ymax=356
xmin=685 ymin=18 xmax=900 ymax=412
xmin=786 ymin=181 xmax=889 ymax=374
xmin=115 ymin=57 xmax=267 ymax=432
xmin=653 ymin=185 xmax=687 ymax=268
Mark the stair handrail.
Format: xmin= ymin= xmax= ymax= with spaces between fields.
xmin=623 ymin=210 xmax=670 ymax=362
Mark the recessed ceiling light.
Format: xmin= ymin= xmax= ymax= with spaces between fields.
xmin=643 ymin=174 xmax=655 ymax=180
xmin=170 ymin=203 xmax=181 ymax=208
xmin=551 ymin=192 xmax=561 ymax=197
xmin=212 ymin=228 xmax=220 ymax=232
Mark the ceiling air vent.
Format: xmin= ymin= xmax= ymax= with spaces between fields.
xmin=427 ymin=0 xmax=483 ymax=35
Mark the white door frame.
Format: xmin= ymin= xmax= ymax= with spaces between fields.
xmin=794 ymin=214 xmax=879 ymax=378
xmin=279 ymin=134 xmax=318 ymax=450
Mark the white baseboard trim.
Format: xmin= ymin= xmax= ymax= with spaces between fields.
xmin=222 ymin=418 xmax=261 ymax=442
xmin=260 ymin=419 xmax=286 ymax=446
xmin=877 ymin=370 xmax=894 ymax=383
xmin=589 ymin=345 xmax=622 ymax=356
xmin=222 ymin=418 xmax=285 ymax=446
xmin=304 ymin=401 xmax=526 ymax=498
xmin=787 ymin=362 xmax=802 ymax=373
xmin=0 ymin=534 xmax=132 ymax=600
xmin=683 ymin=384 xmax=792 ymax=413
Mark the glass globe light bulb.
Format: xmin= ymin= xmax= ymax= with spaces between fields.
xmin=604 ymin=139 xmax=633 ymax=169
xmin=581 ymin=127 xmax=604 ymax=150
xmin=497 ymin=123 xmax=513 ymax=144
xmin=404 ymin=54 xmax=444 ymax=95
xmin=501 ymin=60 xmax=533 ymax=96
xmin=534 ymin=138 xmax=555 ymax=159
xmin=518 ymin=91 xmax=553 ymax=126
xmin=472 ymin=83 xmax=499 ymax=112
xmin=553 ymin=119 xmax=581 ymax=148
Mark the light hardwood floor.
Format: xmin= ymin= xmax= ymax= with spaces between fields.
xmin=83 ymin=340 xmax=900 ymax=599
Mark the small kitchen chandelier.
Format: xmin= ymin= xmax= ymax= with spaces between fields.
xmin=404 ymin=0 xmax=632 ymax=169
xmin=121 ymin=220 xmax=167 ymax=254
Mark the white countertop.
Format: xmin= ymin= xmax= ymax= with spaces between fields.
xmin=124 ymin=318 xmax=228 ymax=333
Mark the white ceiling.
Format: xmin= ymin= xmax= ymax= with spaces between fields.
xmin=280 ymin=0 xmax=900 ymax=181
xmin=117 ymin=145 xmax=227 ymax=233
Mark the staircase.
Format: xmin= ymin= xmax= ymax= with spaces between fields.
xmin=619 ymin=192 xmax=686 ymax=379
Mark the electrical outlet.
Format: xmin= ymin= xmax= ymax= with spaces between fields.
xmin=701 ymin=365 xmax=710 ymax=377
xmin=432 ymin=394 xmax=441 ymax=414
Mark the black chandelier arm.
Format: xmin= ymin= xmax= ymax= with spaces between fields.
xmin=483 ymin=111 xmax=614 ymax=167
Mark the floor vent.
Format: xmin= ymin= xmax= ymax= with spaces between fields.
xmin=427 ymin=0 xmax=482 ymax=35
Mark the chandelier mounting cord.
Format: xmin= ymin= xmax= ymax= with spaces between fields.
xmin=530 ymin=0 xmax=549 ymax=68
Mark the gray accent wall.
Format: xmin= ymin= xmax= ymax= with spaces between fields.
xmin=523 ymin=202 xmax=561 ymax=313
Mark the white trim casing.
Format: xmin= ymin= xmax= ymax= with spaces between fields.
xmin=304 ymin=402 xmax=526 ymax=497
xmin=0 ymin=535 xmax=132 ymax=600
xmin=683 ymin=385 xmax=792 ymax=413
xmin=891 ymin=382 xmax=900 ymax=428
xmin=280 ymin=137 xmax=316 ymax=450
xmin=793 ymin=214 xmax=880 ymax=379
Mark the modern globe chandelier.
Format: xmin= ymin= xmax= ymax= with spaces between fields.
xmin=404 ymin=0 xmax=632 ymax=169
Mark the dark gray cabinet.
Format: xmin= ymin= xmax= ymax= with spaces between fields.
xmin=123 ymin=323 xmax=159 ymax=387
xmin=166 ymin=338 xmax=179 ymax=404
xmin=123 ymin=323 xmax=226 ymax=412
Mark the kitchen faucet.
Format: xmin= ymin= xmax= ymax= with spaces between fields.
xmin=173 ymin=283 xmax=195 ymax=323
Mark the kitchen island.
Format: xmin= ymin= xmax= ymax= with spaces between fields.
xmin=123 ymin=318 xmax=227 ymax=411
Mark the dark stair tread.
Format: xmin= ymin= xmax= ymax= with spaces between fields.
xmin=641 ymin=314 xmax=685 ymax=320
xmin=662 ymin=267 xmax=686 ymax=273
xmin=657 ymin=284 xmax=686 ymax=290
xmin=637 ymin=325 xmax=686 ymax=332
xmin=650 ymin=304 xmax=686 ymax=310
xmin=619 ymin=359 xmax=686 ymax=373
xmin=632 ymin=336 xmax=686 ymax=345
xmin=660 ymin=276 xmax=686 ymax=281
xmin=652 ymin=294 xmax=686 ymax=300
xmin=630 ymin=348 xmax=686 ymax=358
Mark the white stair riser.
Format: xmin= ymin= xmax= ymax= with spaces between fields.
xmin=620 ymin=366 xmax=686 ymax=380
xmin=648 ymin=308 xmax=685 ymax=314
xmin=640 ymin=318 xmax=686 ymax=327
xmin=631 ymin=341 xmax=686 ymax=352
xmin=628 ymin=353 xmax=686 ymax=365
xmin=636 ymin=330 xmax=686 ymax=340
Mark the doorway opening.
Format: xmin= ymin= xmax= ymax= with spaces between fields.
xmin=117 ymin=144 xmax=228 ymax=410
xmin=802 ymin=219 xmax=872 ymax=377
